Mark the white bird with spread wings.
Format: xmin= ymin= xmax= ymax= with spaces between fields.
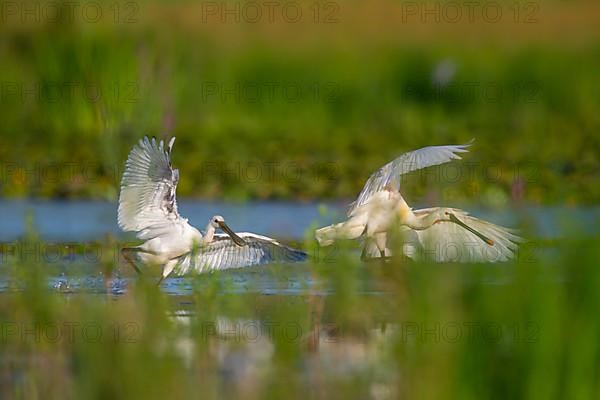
xmin=315 ymin=141 xmax=522 ymax=262
xmin=118 ymin=136 xmax=306 ymax=281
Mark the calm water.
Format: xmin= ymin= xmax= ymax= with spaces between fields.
xmin=1 ymin=200 xmax=597 ymax=241
xmin=0 ymin=200 xmax=597 ymax=296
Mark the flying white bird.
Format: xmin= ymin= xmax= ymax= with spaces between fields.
xmin=118 ymin=136 xmax=306 ymax=281
xmin=315 ymin=141 xmax=522 ymax=262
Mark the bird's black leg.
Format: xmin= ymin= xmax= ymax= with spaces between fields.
xmin=121 ymin=247 xmax=142 ymax=275
xmin=156 ymin=253 xmax=187 ymax=287
xmin=121 ymin=247 xmax=158 ymax=275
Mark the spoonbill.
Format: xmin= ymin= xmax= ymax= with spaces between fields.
xmin=315 ymin=141 xmax=522 ymax=262
xmin=118 ymin=136 xmax=306 ymax=280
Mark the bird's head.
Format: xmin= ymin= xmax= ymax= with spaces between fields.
xmin=210 ymin=215 xmax=246 ymax=246
xmin=210 ymin=215 xmax=225 ymax=228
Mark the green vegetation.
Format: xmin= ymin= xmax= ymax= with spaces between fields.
xmin=1 ymin=1 xmax=599 ymax=203
xmin=0 ymin=232 xmax=599 ymax=398
xmin=1 ymin=1 xmax=599 ymax=398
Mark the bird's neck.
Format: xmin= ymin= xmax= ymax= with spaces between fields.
xmin=203 ymin=223 xmax=215 ymax=244
xmin=405 ymin=210 xmax=443 ymax=230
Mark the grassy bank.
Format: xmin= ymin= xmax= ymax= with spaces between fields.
xmin=1 ymin=1 xmax=599 ymax=203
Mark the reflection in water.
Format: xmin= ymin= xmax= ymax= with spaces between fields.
xmin=168 ymin=308 xmax=399 ymax=398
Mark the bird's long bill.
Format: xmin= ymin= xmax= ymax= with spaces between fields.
xmin=447 ymin=213 xmax=495 ymax=246
xmin=218 ymin=221 xmax=247 ymax=246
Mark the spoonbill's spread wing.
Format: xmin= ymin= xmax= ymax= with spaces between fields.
xmin=118 ymin=136 xmax=189 ymax=240
xmin=404 ymin=208 xmax=522 ymax=262
xmin=174 ymin=233 xmax=307 ymax=275
xmin=348 ymin=141 xmax=472 ymax=216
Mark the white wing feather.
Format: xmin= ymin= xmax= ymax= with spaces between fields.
xmin=118 ymin=136 xmax=189 ymax=240
xmin=173 ymin=233 xmax=307 ymax=275
xmin=407 ymin=208 xmax=522 ymax=262
xmin=348 ymin=141 xmax=472 ymax=216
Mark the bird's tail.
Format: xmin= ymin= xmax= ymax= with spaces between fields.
xmin=315 ymin=221 xmax=365 ymax=246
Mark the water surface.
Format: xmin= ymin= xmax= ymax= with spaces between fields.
xmin=1 ymin=200 xmax=597 ymax=241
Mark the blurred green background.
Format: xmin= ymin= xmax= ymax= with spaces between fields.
xmin=1 ymin=0 xmax=599 ymax=203
xmin=1 ymin=1 xmax=600 ymax=399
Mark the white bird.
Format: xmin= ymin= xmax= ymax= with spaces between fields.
xmin=118 ymin=136 xmax=306 ymax=280
xmin=315 ymin=141 xmax=522 ymax=262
